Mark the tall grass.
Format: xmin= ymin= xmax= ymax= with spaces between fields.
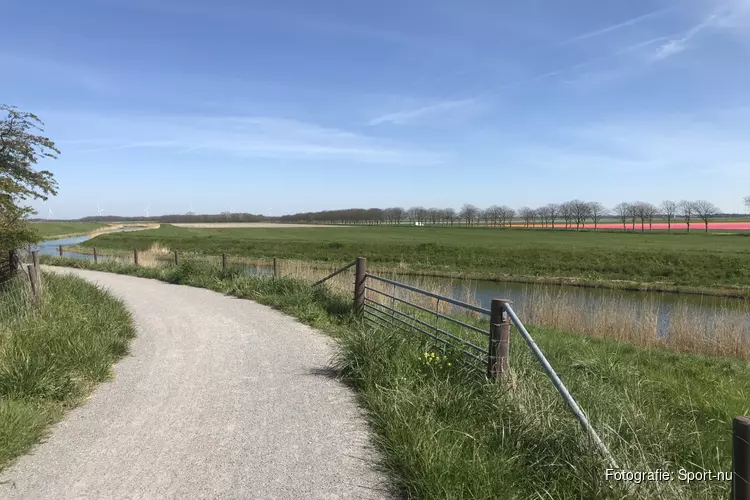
xmin=43 ymin=256 xmax=749 ymax=499
xmin=0 ymin=272 xmax=135 ymax=470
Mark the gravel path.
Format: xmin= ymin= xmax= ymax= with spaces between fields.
xmin=0 ymin=267 xmax=390 ymax=500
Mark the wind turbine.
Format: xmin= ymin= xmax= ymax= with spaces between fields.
xmin=268 ymin=208 xmax=272 ymax=218
xmin=144 ymin=205 xmax=150 ymax=218
xmin=48 ymin=208 xmax=53 ymax=220
xmin=97 ymin=206 xmax=104 ymax=217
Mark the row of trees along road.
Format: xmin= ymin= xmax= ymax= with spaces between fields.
xmin=279 ymin=199 xmax=729 ymax=232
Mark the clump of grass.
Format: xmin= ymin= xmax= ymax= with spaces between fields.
xmin=0 ymin=272 xmax=135 ymax=470
xmin=43 ymin=256 xmax=749 ymax=499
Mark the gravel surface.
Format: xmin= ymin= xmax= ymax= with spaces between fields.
xmin=0 ymin=267 xmax=391 ymax=500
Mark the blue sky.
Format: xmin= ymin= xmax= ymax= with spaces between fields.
xmin=3 ymin=0 xmax=750 ymax=218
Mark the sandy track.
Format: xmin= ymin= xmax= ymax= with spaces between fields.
xmin=0 ymin=267 xmax=389 ymax=500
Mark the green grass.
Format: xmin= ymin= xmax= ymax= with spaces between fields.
xmin=0 ymin=271 xmax=135 ymax=470
xmin=30 ymin=221 xmax=108 ymax=239
xmin=45 ymin=256 xmax=750 ymax=499
xmin=79 ymin=224 xmax=750 ymax=294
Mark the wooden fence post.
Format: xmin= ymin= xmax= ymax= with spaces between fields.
xmin=734 ymin=416 xmax=750 ymax=500
xmin=273 ymin=258 xmax=279 ymax=279
xmin=222 ymin=253 xmax=227 ymax=271
xmin=32 ymin=250 xmax=40 ymax=269
xmin=27 ymin=265 xmax=41 ymax=306
xmin=93 ymin=247 xmax=98 ymax=264
xmin=354 ymin=257 xmax=367 ymax=314
xmin=133 ymin=249 xmax=139 ymax=266
xmin=174 ymin=250 xmax=179 ymax=266
xmin=58 ymin=245 xmax=63 ymax=257
xmin=488 ymin=299 xmax=512 ymax=380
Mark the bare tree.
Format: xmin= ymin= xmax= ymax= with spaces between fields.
xmin=444 ymin=208 xmax=456 ymax=226
xmin=570 ymin=199 xmax=590 ymax=230
xmin=407 ymin=206 xmax=427 ymax=225
xmin=536 ymin=205 xmax=551 ymax=228
xmin=486 ymin=205 xmax=502 ymax=226
xmin=587 ymin=202 xmax=607 ymax=230
xmin=518 ymin=207 xmax=536 ymax=228
xmin=627 ymin=203 xmax=638 ymax=231
xmin=692 ymin=200 xmax=720 ymax=232
xmin=460 ymin=204 xmax=479 ymax=226
xmin=384 ymin=207 xmax=406 ymax=225
xmin=560 ymin=201 xmax=573 ymax=229
xmin=645 ymin=203 xmax=658 ymax=230
xmin=660 ymin=201 xmax=677 ymax=231
xmin=499 ymin=206 xmax=516 ymax=227
xmin=427 ymin=208 xmax=441 ymax=225
xmin=480 ymin=208 xmax=493 ymax=227
xmin=613 ymin=203 xmax=630 ymax=230
xmin=630 ymin=202 xmax=647 ymax=232
xmin=678 ymin=200 xmax=694 ymax=232
xmin=546 ymin=203 xmax=560 ymax=229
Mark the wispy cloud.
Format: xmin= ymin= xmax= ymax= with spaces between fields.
xmin=562 ymin=8 xmax=671 ymax=44
xmin=651 ymin=14 xmax=718 ymax=60
xmin=58 ymin=113 xmax=443 ymax=165
xmin=367 ymin=99 xmax=476 ymax=126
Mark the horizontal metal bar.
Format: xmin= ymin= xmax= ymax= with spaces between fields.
xmin=365 ymin=273 xmax=491 ymax=315
xmin=363 ymin=307 xmax=486 ymax=366
xmin=436 ymin=313 xmax=489 ymax=337
xmin=365 ymin=286 xmax=436 ymax=315
xmin=364 ymin=306 xmax=453 ymax=348
xmin=313 ymin=260 xmax=357 ymax=286
xmin=365 ymin=298 xmax=485 ymax=353
xmin=363 ymin=310 xmax=392 ymax=329
xmin=504 ymin=303 xmax=618 ymax=469
xmin=434 ymin=326 xmax=486 ymax=353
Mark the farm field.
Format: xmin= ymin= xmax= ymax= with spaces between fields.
xmin=80 ymin=224 xmax=750 ymax=294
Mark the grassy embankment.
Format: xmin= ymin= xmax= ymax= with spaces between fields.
xmin=72 ymin=224 xmax=750 ymax=296
xmin=45 ymin=256 xmax=750 ymax=499
xmin=0 ymin=272 xmax=135 ymax=470
xmin=29 ymin=221 xmax=109 ymax=239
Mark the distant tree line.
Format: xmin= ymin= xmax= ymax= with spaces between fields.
xmin=78 ymin=212 xmax=268 ymax=223
xmin=67 ymin=197 xmax=744 ymax=233
xmin=275 ymin=199 xmax=728 ymax=232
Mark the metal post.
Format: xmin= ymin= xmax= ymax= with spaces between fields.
xmin=174 ymin=250 xmax=179 ymax=266
xmin=488 ymin=299 xmax=512 ymax=379
xmin=734 ymin=416 xmax=750 ymax=500
xmin=133 ymin=249 xmax=139 ymax=266
xmin=93 ymin=247 xmax=98 ymax=264
xmin=58 ymin=245 xmax=63 ymax=257
xmin=222 ymin=253 xmax=227 ymax=271
xmin=354 ymin=257 xmax=367 ymax=314
xmin=273 ymin=258 xmax=278 ymax=279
